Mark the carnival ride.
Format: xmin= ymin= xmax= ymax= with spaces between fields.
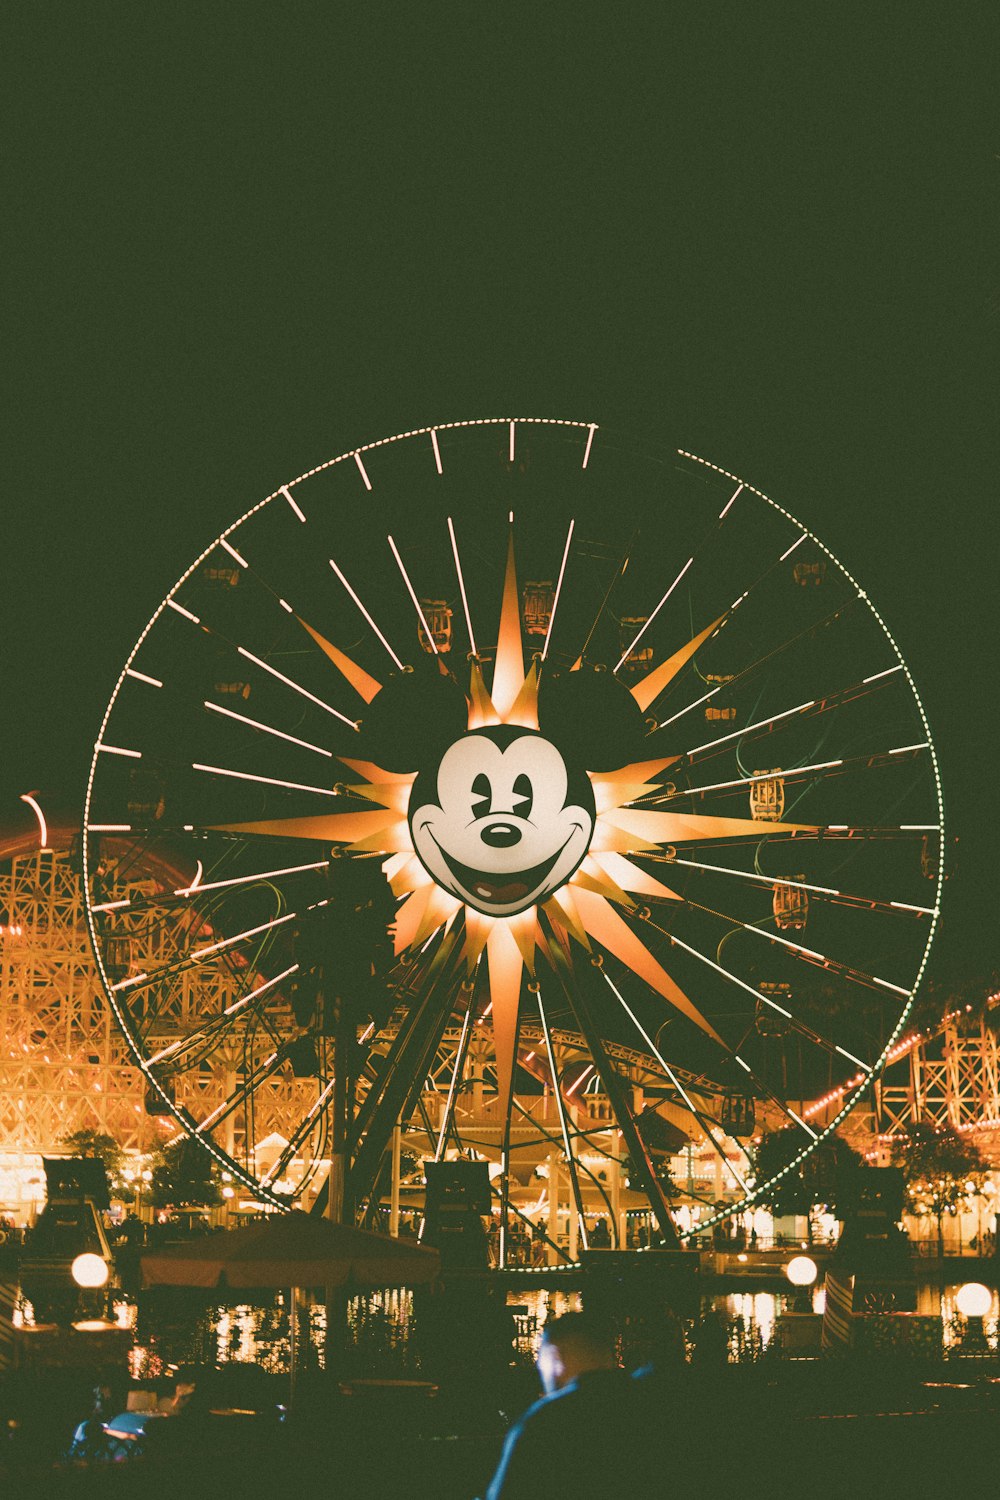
xmin=11 ymin=420 xmax=948 ymax=1255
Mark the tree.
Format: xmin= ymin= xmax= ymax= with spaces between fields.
xmin=149 ymin=1139 xmax=222 ymax=1209
xmin=61 ymin=1129 xmax=124 ymax=1175
xmin=752 ymin=1129 xmax=860 ymax=1239
xmin=887 ymin=1122 xmax=988 ymax=1255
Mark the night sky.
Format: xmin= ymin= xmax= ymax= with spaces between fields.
xmin=2 ymin=8 xmax=995 ymax=985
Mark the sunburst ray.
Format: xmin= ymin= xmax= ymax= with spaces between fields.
xmin=468 ymin=662 xmax=500 ymax=729
xmin=491 ymin=533 xmax=526 ymax=718
xmin=595 ymin=755 xmax=681 ymax=786
xmin=585 ymin=850 xmax=682 ymax=901
xmin=506 ymin=660 xmax=540 ymax=730
xmin=568 ymin=855 xmax=636 ymax=906
xmin=413 ymin=886 xmax=463 ymax=947
xmin=630 ymin=614 xmax=727 ymax=713
xmin=382 ymin=852 xmax=424 ymax=895
xmin=600 ymin=808 xmax=815 ymax=844
xmin=339 ymin=758 xmax=415 ymax=785
xmin=569 ymin=887 xmax=726 ymax=1045
xmin=591 ymin=784 xmax=652 ymax=817
xmin=543 ymin=888 xmax=592 ymax=951
xmin=209 ymin=809 xmax=403 ymax=844
xmin=463 ymin=908 xmax=492 ymax=971
xmin=346 ymin=782 xmax=412 ymax=813
xmin=392 ymin=885 xmax=433 ymax=954
xmin=297 ymin=615 xmax=383 ymax=703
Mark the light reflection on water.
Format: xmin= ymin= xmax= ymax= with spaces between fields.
xmin=124 ymin=1280 xmax=998 ymax=1373
xmin=722 ymin=1287 xmax=825 ymax=1348
xmin=505 ymin=1288 xmax=582 ymax=1361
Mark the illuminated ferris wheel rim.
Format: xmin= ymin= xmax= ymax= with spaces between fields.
xmin=80 ymin=418 xmax=946 ymax=1231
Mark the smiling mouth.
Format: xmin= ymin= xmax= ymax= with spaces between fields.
xmin=431 ymin=833 xmax=575 ymax=906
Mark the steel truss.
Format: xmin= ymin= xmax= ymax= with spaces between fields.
xmin=874 ymin=996 xmax=1000 ymax=1141
xmin=0 ymin=842 xmax=318 ymax=1169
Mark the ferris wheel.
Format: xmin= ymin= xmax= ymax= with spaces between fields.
xmin=82 ymin=419 xmax=944 ymax=1244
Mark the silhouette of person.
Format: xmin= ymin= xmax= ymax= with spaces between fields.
xmin=482 ymin=1311 xmax=657 ymax=1498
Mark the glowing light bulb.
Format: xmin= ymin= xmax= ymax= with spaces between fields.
xmin=956 ymin=1282 xmax=992 ymax=1318
xmin=72 ymin=1253 xmax=109 ymax=1289
xmin=785 ymin=1255 xmax=818 ymax=1287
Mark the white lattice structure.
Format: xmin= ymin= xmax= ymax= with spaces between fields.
xmin=0 ymin=830 xmax=319 ymax=1211
xmin=804 ymin=992 xmax=1000 ymax=1167
xmin=0 ymin=846 xmax=150 ymax=1157
xmin=875 ymin=1005 xmax=1000 ymax=1141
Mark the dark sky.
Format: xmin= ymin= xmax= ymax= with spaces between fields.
xmin=2 ymin=7 xmax=996 ymax=980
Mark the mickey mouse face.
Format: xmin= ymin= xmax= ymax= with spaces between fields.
xmin=408 ymin=727 xmax=596 ymax=918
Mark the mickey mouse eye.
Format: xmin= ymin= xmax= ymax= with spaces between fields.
xmin=471 ymin=773 xmax=492 ymax=819
xmin=512 ymin=773 xmax=533 ymax=819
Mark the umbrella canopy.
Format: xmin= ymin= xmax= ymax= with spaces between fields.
xmin=141 ymin=1212 xmax=440 ymax=1290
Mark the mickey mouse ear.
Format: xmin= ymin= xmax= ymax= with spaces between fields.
xmin=354 ymin=662 xmax=469 ymax=773
xmin=538 ymin=665 xmax=650 ymax=771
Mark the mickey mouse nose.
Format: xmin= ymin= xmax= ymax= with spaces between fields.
xmin=480 ymin=821 xmax=521 ymax=849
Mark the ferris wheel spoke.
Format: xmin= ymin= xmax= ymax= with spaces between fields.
xmin=348 ymin=944 xmax=463 ymax=1153
xmin=446 ymin=516 xmax=478 ymax=656
xmin=329 ymin=555 xmax=406 ymax=670
xmin=143 ymin=963 xmax=300 ymax=1071
xmin=623 ymin=518 xmax=812 ymax=716
xmin=539 ymin=519 xmax=576 ymax=662
xmin=259 ymin=1075 xmax=336 ymax=1190
xmin=106 ymin=910 xmax=301 ymax=998
xmin=597 ymin=967 xmax=756 ymax=1186
xmin=213 ymin=534 xmax=387 ymax=697
xmin=645 ymin=741 xmax=930 ymax=805
xmin=655 ymin=598 xmax=857 ymax=730
xmin=575 ymin=531 xmax=638 ymax=666
xmin=191 ymin=762 xmax=345 ymax=796
xmin=433 ymin=997 xmax=475 ymax=1163
xmin=160 ymin=589 xmax=363 ymax=730
xmin=191 ymin=1047 xmax=286 ymax=1139
xmin=535 ymin=986 xmax=590 ymax=1254
xmin=641 ymin=911 xmax=873 ymax=1072
xmin=672 ymin=892 xmax=912 ymax=1004
xmin=543 ymin=932 xmax=679 ymax=1246
xmin=348 ymin=933 xmax=464 ymax=1204
xmin=614 ymin=480 xmax=747 ymax=678
xmin=639 ymin=822 xmax=938 ymax=848
xmin=659 ymin=853 xmax=937 ymax=920
xmin=202 ymin=699 xmax=336 ymax=758
xmin=386 ymin=533 xmax=449 ymax=659
xmin=201 ymin=531 xmax=385 ymax=708
xmin=174 ymin=858 xmax=330 ymax=898
xmin=598 ymin=806 xmax=815 ymax=848
xmin=680 ymin=664 xmax=904 ymax=766
xmin=602 ymin=936 xmax=821 ymax=1146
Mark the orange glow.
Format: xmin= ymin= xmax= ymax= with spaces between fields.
xmin=630 ymin=615 xmax=727 ymax=713
xmin=20 ymin=793 xmax=48 ymax=850
xmin=491 ymin=533 xmax=526 ymax=718
xmin=570 ymin=887 xmax=725 ymax=1045
xmin=505 ymin=660 xmax=540 ymax=730
xmin=602 ymin=808 xmax=815 ymax=845
xmin=585 ymin=850 xmax=681 ymax=901
xmin=210 ymin=809 xmax=406 ymax=845
xmin=468 ymin=662 xmax=501 ymax=730
xmin=297 ymin=616 xmax=382 ymax=703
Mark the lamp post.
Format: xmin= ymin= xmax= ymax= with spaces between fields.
xmin=956 ymin=1281 xmax=993 ymax=1351
xmin=785 ymin=1254 xmax=818 ymax=1313
xmin=71 ymin=1252 xmax=111 ymax=1324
